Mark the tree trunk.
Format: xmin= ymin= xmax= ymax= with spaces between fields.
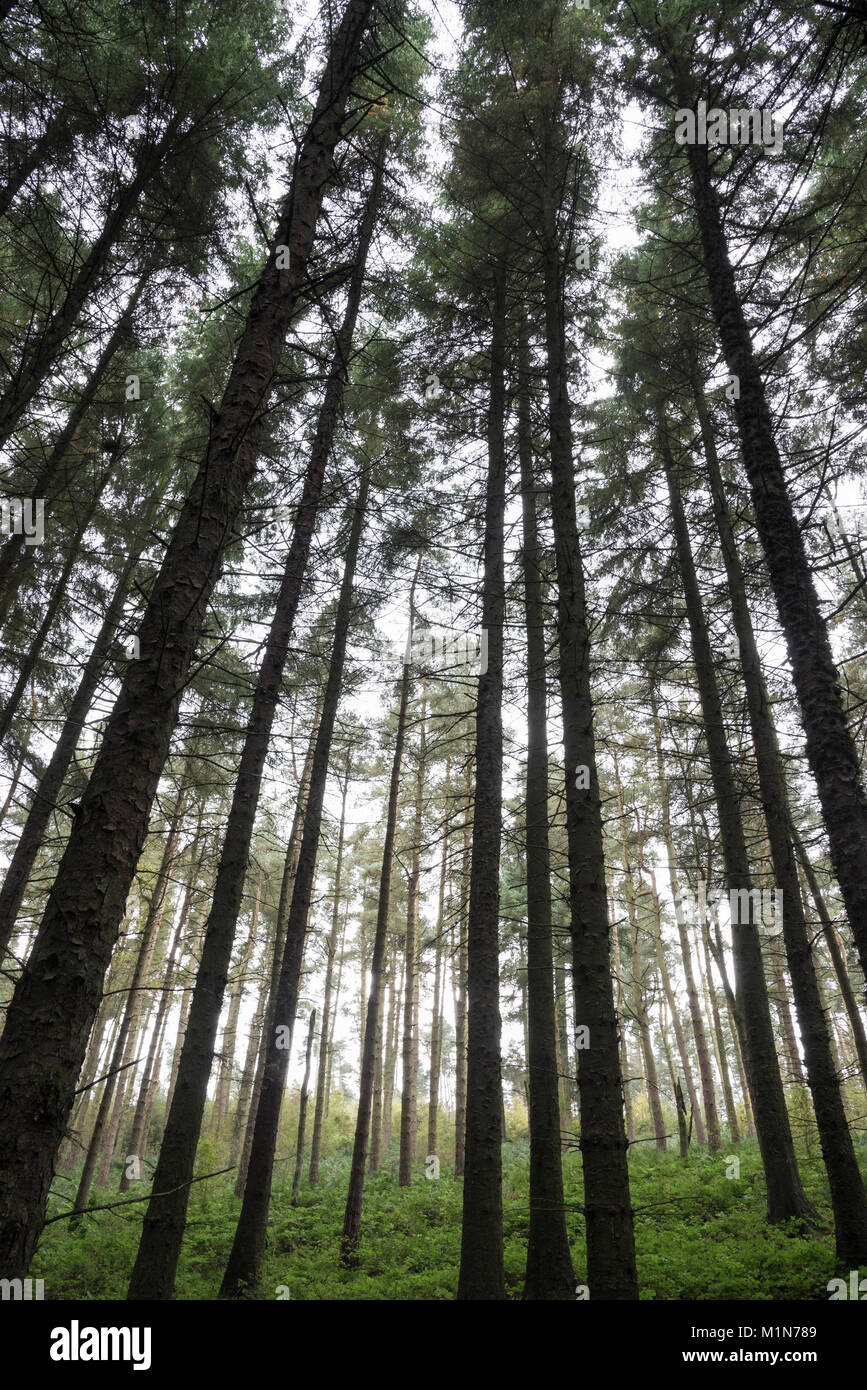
xmin=666 ymin=47 xmax=867 ymax=993
xmin=0 ymin=266 xmax=152 ymax=629
xmin=235 ymin=701 xmax=322 ymax=1194
xmin=0 ymin=0 xmax=378 ymax=1281
xmin=692 ymin=916 xmax=739 ymax=1146
xmin=427 ymin=808 xmax=449 ymax=1162
xmin=120 ymin=815 xmax=206 ymax=1194
xmin=291 ymin=1011 xmax=316 ymax=1205
xmin=613 ymin=754 xmax=666 ymax=1153
xmin=0 ymin=122 xmax=179 ymax=449
xmin=645 ymin=868 xmax=705 ymax=1146
xmin=694 ymin=380 xmax=867 ymax=1259
xmin=453 ymin=763 xmax=471 ymax=1178
xmin=457 ymin=268 xmax=507 ymax=1302
xmin=71 ymin=783 xmax=187 ymax=1215
xmin=0 ymin=476 xmax=107 ymax=745
xmin=219 ymin=466 xmax=371 ymax=1295
xmin=369 ymin=949 xmax=386 ymax=1175
xmin=661 ymin=423 xmax=812 ymax=1223
xmin=214 ymin=874 xmax=262 ymax=1138
xmin=309 ymin=757 xmax=351 ymax=1186
xmin=382 ymin=935 xmax=402 ymax=1159
xmin=611 ymin=912 xmax=635 ymax=1146
xmin=338 ymin=557 xmax=419 ymax=1269
xmin=518 ymin=328 xmax=574 ymax=1300
xmin=542 ymin=202 xmax=637 ymax=1297
xmin=793 ymin=827 xmax=867 ymax=1088
xmin=399 ymin=700 xmax=426 ymax=1186
xmin=0 ymin=517 xmax=153 ymax=953
xmin=652 ymin=700 xmax=720 ymax=1150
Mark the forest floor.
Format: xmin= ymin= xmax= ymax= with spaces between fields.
xmin=34 ymin=1133 xmax=867 ymax=1300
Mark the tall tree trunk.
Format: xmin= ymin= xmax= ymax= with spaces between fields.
xmin=541 ymin=201 xmax=637 ymax=1297
xmin=665 ymin=45 xmax=867 ymax=992
xmin=0 ymin=110 xmax=77 ymax=221
xmin=71 ymin=783 xmax=187 ymax=1215
xmin=793 ymin=827 xmax=867 ymax=1088
xmin=452 ymin=763 xmax=471 ymax=1178
xmin=369 ymin=951 xmax=386 ymax=1176
xmin=645 ymin=868 xmax=705 ymax=1147
xmin=235 ymin=702 xmax=322 ymax=1194
xmin=0 ymin=266 xmax=151 ymax=628
xmin=652 ymin=699 xmax=720 ymax=1151
xmin=426 ymin=811 xmax=449 ymax=1162
xmin=381 ymin=935 xmax=402 ymax=1158
xmin=611 ymin=912 xmax=635 ymax=1146
xmin=291 ymin=1010 xmax=316 ymax=1205
xmin=0 ymin=0 xmax=378 ymax=1281
xmin=219 ymin=466 xmax=371 ymax=1295
xmin=694 ymin=918 xmax=740 ymax=1145
xmin=518 ymin=328 xmax=574 ymax=1300
xmin=457 ymin=268 xmax=507 ymax=1302
xmin=214 ymin=874 xmax=262 ymax=1138
xmin=0 ymin=122 xmax=180 ymax=449
xmin=309 ymin=756 xmax=351 ymax=1186
xmin=399 ymin=701 xmax=426 ymax=1186
xmin=338 ymin=557 xmax=420 ymax=1269
xmin=554 ymin=961 xmax=572 ymax=1141
xmin=694 ymin=381 xmax=867 ymax=1259
xmin=0 ymin=515 xmax=154 ymax=954
xmin=0 ymin=476 xmax=107 ymax=746
xmin=661 ymin=424 xmax=812 ymax=1223
xmin=120 ymin=815 xmax=206 ymax=1193
xmin=613 ymin=755 xmax=666 ymax=1153
xmin=126 ymin=153 xmax=385 ymax=1299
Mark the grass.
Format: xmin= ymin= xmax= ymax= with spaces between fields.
xmin=32 ymin=1127 xmax=867 ymax=1300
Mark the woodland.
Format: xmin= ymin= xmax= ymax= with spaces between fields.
xmin=1 ymin=0 xmax=867 ymax=1306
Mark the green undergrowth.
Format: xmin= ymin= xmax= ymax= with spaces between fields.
xmin=33 ymin=1134 xmax=867 ymax=1300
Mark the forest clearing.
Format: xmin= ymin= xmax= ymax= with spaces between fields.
xmin=2 ymin=0 xmax=867 ymax=1330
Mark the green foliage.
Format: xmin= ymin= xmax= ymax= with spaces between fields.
xmin=34 ymin=1137 xmax=866 ymax=1300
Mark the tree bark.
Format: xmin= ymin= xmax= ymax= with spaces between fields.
xmin=309 ymin=756 xmax=351 ymax=1186
xmin=666 ymin=47 xmax=867 ymax=994
xmin=71 ymin=783 xmax=187 ymax=1215
xmin=452 ymin=762 xmax=471 ymax=1177
xmin=0 ymin=475 xmax=108 ymax=746
xmin=426 ymin=805 xmax=449 ymax=1162
xmin=693 ymin=380 xmax=867 ymax=1259
xmin=0 ymin=515 xmax=152 ymax=954
xmin=338 ymin=555 xmax=419 ymax=1270
xmin=120 ymin=813 xmax=206 ymax=1193
xmin=793 ymin=827 xmax=867 ymax=1089
xmin=219 ymin=466 xmax=371 ymax=1295
xmin=652 ymin=700 xmax=720 ymax=1150
xmin=541 ymin=201 xmax=638 ymax=1297
xmin=0 ymin=120 xmax=182 ymax=450
xmin=517 ymin=328 xmax=574 ymax=1299
xmin=291 ymin=1010 xmax=316 ymax=1205
xmin=661 ymin=422 xmax=812 ymax=1223
xmin=214 ymin=874 xmax=262 ymax=1138
xmin=613 ymin=753 xmax=667 ymax=1153
xmin=399 ymin=699 xmax=426 ymax=1186
xmin=0 ymin=0 xmax=377 ymax=1281
xmin=457 ymin=268 xmax=507 ymax=1301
